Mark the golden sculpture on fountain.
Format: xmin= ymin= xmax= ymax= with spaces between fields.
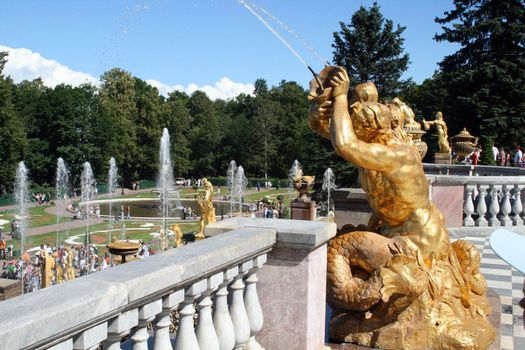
xmin=308 ymin=66 xmax=494 ymax=349
xmin=388 ymin=97 xmax=427 ymax=159
xmin=195 ymin=178 xmax=216 ymax=240
xmin=423 ymin=111 xmax=452 ymax=154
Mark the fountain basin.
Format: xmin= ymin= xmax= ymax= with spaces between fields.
xmin=107 ymin=240 xmax=141 ymax=263
xmin=79 ymin=198 xmax=251 ymax=220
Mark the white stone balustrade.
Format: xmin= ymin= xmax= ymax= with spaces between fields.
xmin=0 ymin=220 xmax=336 ymax=350
xmin=428 ymin=174 xmax=525 ymax=229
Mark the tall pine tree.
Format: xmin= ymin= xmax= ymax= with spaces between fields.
xmin=435 ymin=0 xmax=525 ymax=146
xmin=332 ymin=2 xmax=410 ymax=98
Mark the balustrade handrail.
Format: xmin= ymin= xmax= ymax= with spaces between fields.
xmin=0 ymin=227 xmax=277 ymax=350
xmin=428 ymin=174 xmax=525 ymax=186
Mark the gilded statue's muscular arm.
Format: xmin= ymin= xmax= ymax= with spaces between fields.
xmin=328 ymin=69 xmax=401 ymax=172
xmin=307 ymin=101 xmax=332 ymax=140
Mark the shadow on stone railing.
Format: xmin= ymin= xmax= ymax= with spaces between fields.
xmin=0 ymin=218 xmax=336 ymax=350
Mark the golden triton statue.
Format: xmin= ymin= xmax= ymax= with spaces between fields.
xmin=308 ymin=66 xmax=494 ymax=349
xmin=195 ymin=178 xmax=216 ymax=240
xmin=40 ymin=250 xmax=55 ymax=289
xmin=172 ymin=224 xmax=183 ymax=248
xmin=423 ymin=111 xmax=452 ymax=154
xmin=64 ymin=247 xmax=75 ymax=281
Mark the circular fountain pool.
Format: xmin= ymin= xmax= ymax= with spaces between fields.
xmin=79 ymin=197 xmax=251 ymax=220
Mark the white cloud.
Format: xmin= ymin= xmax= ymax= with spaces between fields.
xmin=147 ymin=77 xmax=254 ymax=100
xmin=1 ymin=44 xmax=253 ymax=100
xmin=0 ymin=45 xmax=98 ymax=87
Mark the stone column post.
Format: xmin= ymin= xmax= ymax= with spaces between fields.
xmin=153 ymin=290 xmax=184 ymax=350
xmin=205 ymin=218 xmax=336 ymax=350
xmin=103 ymin=308 xmax=139 ymax=350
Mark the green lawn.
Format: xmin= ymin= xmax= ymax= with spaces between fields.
xmin=0 ymin=205 xmax=72 ymax=232
xmin=8 ymin=219 xmax=199 ymax=256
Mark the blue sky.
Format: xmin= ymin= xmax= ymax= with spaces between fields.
xmin=0 ymin=0 xmax=459 ymax=98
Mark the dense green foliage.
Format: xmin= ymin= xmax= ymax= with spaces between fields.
xmin=406 ymin=0 xmax=525 ymax=149
xmin=332 ymin=2 xmax=410 ymax=98
xmin=0 ymin=53 xmax=357 ymax=192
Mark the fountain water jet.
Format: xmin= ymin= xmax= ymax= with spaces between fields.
xmin=234 ymin=165 xmax=248 ymax=216
xmin=55 ymin=158 xmax=69 ymax=245
xmin=227 ymin=160 xmax=237 ymax=216
xmin=14 ymin=161 xmax=29 ymax=293
xmin=157 ymin=128 xmax=179 ymax=231
xmin=107 ymin=157 xmax=118 ymax=242
xmin=80 ymin=162 xmax=96 ymax=246
xmin=322 ymin=168 xmax=336 ymax=216
xmin=288 ymin=159 xmax=302 ymax=187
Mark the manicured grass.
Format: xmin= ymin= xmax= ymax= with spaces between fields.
xmin=7 ymin=220 xmax=199 ymax=256
xmin=0 ymin=205 xmax=72 ymax=232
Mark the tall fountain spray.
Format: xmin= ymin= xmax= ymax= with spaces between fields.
xmin=234 ymin=166 xmax=248 ymax=216
xmin=80 ymin=162 xmax=96 ymax=245
xmin=15 ymin=162 xmax=29 ymax=293
xmin=55 ymin=158 xmax=69 ymax=245
xmin=289 ymin=159 xmax=302 ymax=186
xmin=322 ymin=168 xmax=336 ymax=216
xmin=227 ymin=160 xmax=237 ymax=216
xmin=108 ymin=157 xmax=118 ymax=242
xmin=157 ymin=128 xmax=178 ymax=230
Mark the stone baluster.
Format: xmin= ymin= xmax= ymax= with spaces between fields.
xmin=213 ymin=266 xmax=238 ymax=350
xmin=244 ymin=254 xmax=266 ymax=350
xmin=230 ymin=261 xmax=252 ymax=350
xmin=174 ymin=280 xmax=207 ymax=350
xmin=153 ymin=290 xmax=184 ymax=350
xmin=512 ymin=185 xmax=524 ymax=226
xmin=132 ymin=300 xmax=162 ymax=350
xmin=488 ymin=185 xmax=501 ymax=227
xmin=500 ymin=185 xmax=512 ymax=226
xmin=475 ymin=185 xmax=488 ymax=226
xmin=73 ymin=322 xmax=108 ymax=350
xmin=463 ymin=185 xmax=475 ymax=226
xmin=103 ymin=309 xmax=139 ymax=350
xmin=196 ymin=273 xmax=223 ymax=350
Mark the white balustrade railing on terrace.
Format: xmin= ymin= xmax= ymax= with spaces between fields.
xmin=0 ymin=218 xmax=336 ymax=350
xmin=430 ymin=173 xmax=525 ymax=228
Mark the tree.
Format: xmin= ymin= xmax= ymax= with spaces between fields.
xmin=332 ymin=2 xmax=410 ymax=98
xmin=98 ymin=68 xmax=139 ymax=187
xmin=0 ymin=52 xmax=27 ymax=193
xmin=435 ymin=0 xmax=525 ymax=146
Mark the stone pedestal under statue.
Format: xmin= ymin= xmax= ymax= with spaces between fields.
xmin=434 ymin=152 xmax=452 ymax=164
xmin=290 ymin=201 xmax=316 ymax=221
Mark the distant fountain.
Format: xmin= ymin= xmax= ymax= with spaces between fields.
xmin=157 ymin=128 xmax=179 ymax=230
xmin=15 ymin=162 xmax=29 ymax=293
xmin=107 ymin=157 xmax=118 ymax=242
xmin=55 ymin=158 xmax=69 ymax=245
xmin=80 ymin=162 xmax=96 ymax=245
xmin=322 ymin=168 xmax=336 ymax=216
xmin=227 ymin=160 xmax=237 ymax=215
xmin=234 ymin=166 xmax=248 ymax=216
xmin=289 ymin=159 xmax=302 ymax=187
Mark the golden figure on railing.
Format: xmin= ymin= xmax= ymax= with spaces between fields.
xmin=64 ymin=246 xmax=75 ymax=281
xmin=307 ymin=66 xmax=494 ymax=349
xmin=172 ymin=224 xmax=183 ymax=248
xmin=388 ymin=97 xmax=427 ymax=158
xmin=195 ymin=178 xmax=216 ymax=240
xmin=40 ymin=250 xmax=55 ymax=289
xmin=423 ymin=111 xmax=452 ymax=154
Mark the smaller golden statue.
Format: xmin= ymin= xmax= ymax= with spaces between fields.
xmin=159 ymin=227 xmax=168 ymax=251
xmin=196 ymin=178 xmax=216 ymax=240
xmin=64 ymin=247 xmax=75 ymax=281
xmin=423 ymin=111 xmax=452 ymax=154
xmin=40 ymin=250 xmax=55 ymax=289
xmin=172 ymin=224 xmax=183 ymax=248
xmin=292 ymin=168 xmax=315 ymax=203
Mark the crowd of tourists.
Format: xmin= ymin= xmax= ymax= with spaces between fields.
xmin=466 ymin=145 xmax=525 ymax=167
